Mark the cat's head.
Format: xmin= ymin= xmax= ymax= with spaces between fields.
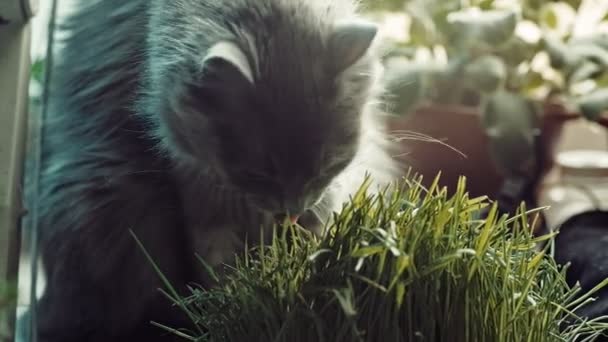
xmin=163 ymin=19 xmax=380 ymax=219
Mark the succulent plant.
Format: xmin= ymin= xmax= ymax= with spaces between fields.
xmin=366 ymin=0 xmax=608 ymax=176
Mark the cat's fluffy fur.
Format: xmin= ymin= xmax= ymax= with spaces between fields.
xmin=21 ymin=0 xmax=399 ymax=341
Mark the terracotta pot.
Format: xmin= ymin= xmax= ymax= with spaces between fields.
xmin=387 ymin=104 xmax=575 ymax=199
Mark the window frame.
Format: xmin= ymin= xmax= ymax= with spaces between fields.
xmin=0 ymin=1 xmax=36 ymax=339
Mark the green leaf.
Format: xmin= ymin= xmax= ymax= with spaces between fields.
xmin=538 ymin=2 xmax=576 ymax=34
xmin=562 ymin=0 xmax=583 ymax=8
xmin=577 ymin=88 xmax=608 ymax=121
xmin=523 ymin=0 xmax=545 ymax=12
xmin=351 ymin=245 xmax=385 ymax=258
xmin=527 ymin=251 xmax=545 ymax=273
xmin=360 ymin=0 xmax=405 ymax=12
xmin=543 ymin=35 xmax=581 ymax=70
xmin=475 ymin=203 xmax=497 ymax=256
xmin=30 ymin=59 xmax=45 ymax=84
xmin=476 ymin=0 xmax=494 ymax=10
xmin=568 ymin=61 xmax=602 ymax=85
xmin=570 ymin=32 xmax=608 ymax=51
xmin=522 ymin=70 xmax=546 ymax=94
xmin=545 ymin=37 xmax=608 ymax=75
xmin=0 ymin=282 xmax=17 ymax=310
xmin=595 ymin=71 xmax=608 ymax=88
xmin=463 ymin=55 xmax=507 ymax=93
xmin=307 ymin=248 xmax=333 ymax=262
xmin=380 ymin=43 xmax=418 ymax=62
xmin=408 ymin=15 xmax=435 ymax=46
xmin=482 ymin=90 xmax=540 ymax=175
xmin=446 ymin=8 xmax=518 ymax=48
xmin=569 ymin=43 xmax=608 ymax=67
xmin=497 ymin=36 xmax=540 ymax=67
xmin=540 ymin=6 xmax=557 ymax=29
xmin=405 ymin=0 xmax=460 ymax=46
xmin=332 ymin=287 xmax=357 ymax=317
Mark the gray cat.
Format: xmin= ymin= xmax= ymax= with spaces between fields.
xmin=21 ymin=0 xmax=398 ymax=341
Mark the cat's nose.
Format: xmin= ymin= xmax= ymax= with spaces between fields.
xmin=273 ymin=213 xmax=300 ymax=224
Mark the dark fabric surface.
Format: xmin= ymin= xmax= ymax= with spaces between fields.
xmin=554 ymin=211 xmax=608 ymax=326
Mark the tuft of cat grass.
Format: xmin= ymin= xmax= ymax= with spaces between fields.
xmin=137 ymin=174 xmax=608 ymax=342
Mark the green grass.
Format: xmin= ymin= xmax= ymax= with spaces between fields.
xmin=137 ymin=174 xmax=608 ymax=342
xmin=0 ymin=281 xmax=17 ymax=340
xmin=0 ymin=282 xmax=16 ymax=312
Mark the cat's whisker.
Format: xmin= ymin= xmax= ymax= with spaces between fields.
xmin=388 ymin=131 xmax=466 ymax=158
xmin=391 ymin=151 xmax=412 ymax=159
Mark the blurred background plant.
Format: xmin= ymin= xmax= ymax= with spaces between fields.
xmin=0 ymin=283 xmax=17 ymax=311
xmin=360 ymin=0 xmax=608 ymax=197
xmin=366 ymin=0 xmax=608 ymax=118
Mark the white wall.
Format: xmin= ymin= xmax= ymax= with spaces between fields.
xmin=30 ymin=0 xmax=77 ymax=60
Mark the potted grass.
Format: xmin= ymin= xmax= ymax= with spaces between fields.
xmin=366 ymin=0 xmax=608 ymax=199
xmin=138 ymin=176 xmax=608 ymax=341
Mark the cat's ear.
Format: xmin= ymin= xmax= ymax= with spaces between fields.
xmin=202 ymin=41 xmax=255 ymax=84
xmin=186 ymin=41 xmax=254 ymax=114
xmin=327 ymin=19 xmax=378 ymax=73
